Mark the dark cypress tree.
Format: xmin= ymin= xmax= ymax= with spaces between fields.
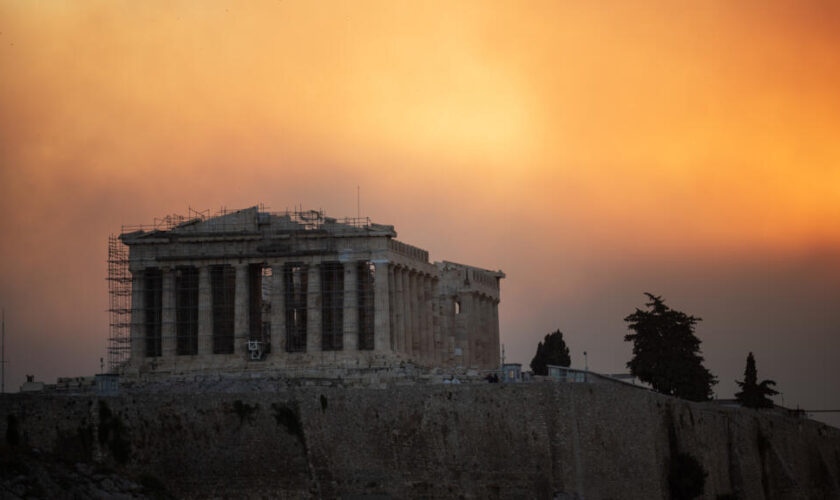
xmin=735 ymin=352 xmax=778 ymax=408
xmin=530 ymin=330 xmax=571 ymax=376
xmin=624 ymin=293 xmax=717 ymax=401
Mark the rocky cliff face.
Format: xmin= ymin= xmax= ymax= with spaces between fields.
xmin=1 ymin=382 xmax=838 ymax=499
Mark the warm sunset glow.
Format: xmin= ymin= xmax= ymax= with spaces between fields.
xmin=1 ymin=1 xmax=839 ymax=423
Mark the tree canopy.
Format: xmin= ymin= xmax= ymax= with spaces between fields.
xmin=624 ymin=293 xmax=717 ymax=401
xmin=735 ymin=352 xmax=778 ymax=409
xmin=530 ymin=329 xmax=571 ymax=376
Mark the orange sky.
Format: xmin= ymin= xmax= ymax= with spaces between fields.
xmin=1 ymin=1 xmax=839 ymax=422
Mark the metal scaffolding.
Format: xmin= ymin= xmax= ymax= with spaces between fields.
xmin=119 ymin=206 xmax=372 ymax=235
xmin=109 ymin=205 xmax=379 ymax=368
xmin=107 ymin=235 xmax=131 ymax=372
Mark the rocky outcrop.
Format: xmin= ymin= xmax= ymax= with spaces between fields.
xmin=0 ymin=453 xmax=150 ymax=499
xmin=1 ymin=382 xmax=838 ymax=499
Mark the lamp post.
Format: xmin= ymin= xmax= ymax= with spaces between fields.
xmin=1 ymin=308 xmax=4 ymax=394
xmin=583 ymin=351 xmax=588 ymax=383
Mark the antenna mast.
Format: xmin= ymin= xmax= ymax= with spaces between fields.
xmin=357 ymin=185 xmax=360 ymax=219
xmin=1 ymin=308 xmax=5 ymax=394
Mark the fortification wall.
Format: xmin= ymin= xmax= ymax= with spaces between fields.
xmin=1 ymin=383 xmax=839 ymax=499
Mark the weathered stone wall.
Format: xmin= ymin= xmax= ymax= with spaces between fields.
xmin=2 ymin=382 xmax=839 ymax=499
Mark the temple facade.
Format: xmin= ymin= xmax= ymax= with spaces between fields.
xmin=119 ymin=207 xmax=504 ymax=374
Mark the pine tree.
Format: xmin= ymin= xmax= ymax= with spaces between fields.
xmin=530 ymin=329 xmax=571 ymax=376
xmin=624 ymin=293 xmax=717 ymax=401
xmin=735 ymin=352 xmax=778 ymax=409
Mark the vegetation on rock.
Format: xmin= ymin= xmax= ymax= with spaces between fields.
xmin=530 ymin=329 xmax=571 ymax=376
xmin=735 ymin=352 xmax=778 ymax=409
xmin=624 ymin=293 xmax=717 ymax=401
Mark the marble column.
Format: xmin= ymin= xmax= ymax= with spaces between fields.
xmin=395 ymin=267 xmax=406 ymax=354
xmin=306 ymin=263 xmax=321 ymax=353
xmin=373 ymin=261 xmax=391 ymax=352
xmin=480 ymin=296 xmax=489 ymax=367
xmin=197 ymin=266 xmax=213 ymax=355
xmin=407 ymin=270 xmax=417 ymax=357
xmin=414 ymin=272 xmax=423 ymax=358
xmin=130 ymin=269 xmax=145 ymax=360
xmin=270 ymin=262 xmax=286 ymax=354
xmin=387 ymin=265 xmax=396 ymax=351
xmin=161 ymin=267 xmax=176 ymax=358
xmin=415 ymin=273 xmax=424 ymax=361
xmin=456 ymin=294 xmax=468 ymax=368
xmin=468 ymin=294 xmax=478 ymax=368
xmin=423 ymin=276 xmax=433 ymax=364
xmin=343 ymin=261 xmax=358 ymax=351
xmin=474 ymin=295 xmax=483 ymax=367
xmin=432 ymin=279 xmax=442 ymax=366
xmin=492 ymin=299 xmax=500 ymax=367
xmin=234 ymin=263 xmax=249 ymax=355
xmin=418 ymin=274 xmax=428 ymax=362
xmin=468 ymin=294 xmax=477 ymax=367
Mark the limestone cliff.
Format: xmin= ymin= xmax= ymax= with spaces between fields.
xmin=1 ymin=382 xmax=838 ymax=499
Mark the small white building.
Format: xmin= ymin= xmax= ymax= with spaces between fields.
xmin=547 ymin=365 xmax=587 ymax=383
xmin=501 ymin=363 xmax=522 ymax=382
xmin=19 ymin=375 xmax=45 ymax=393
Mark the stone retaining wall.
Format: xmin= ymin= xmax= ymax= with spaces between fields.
xmin=1 ymin=382 xmax=838 ymax=499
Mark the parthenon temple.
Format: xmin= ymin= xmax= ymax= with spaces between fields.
xmin=113 ymin=207 xmax=504 ymax=374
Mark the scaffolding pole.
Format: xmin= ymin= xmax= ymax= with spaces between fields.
xmin=107 ymin=235 xmax=132 ymax=372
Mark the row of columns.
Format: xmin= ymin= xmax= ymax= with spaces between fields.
xmin=127 ymin=259 xmax=500 ymax=368
xmin=451 ymin=292 xmax=501 ymax=369
xmin=129 ymin=260 xmax=391 ymax=360
xmin=388 ymin=265 xmax=439 ymax=365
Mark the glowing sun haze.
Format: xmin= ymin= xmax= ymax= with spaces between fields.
xmin=1 ymin=1 xmax=839 ymax=423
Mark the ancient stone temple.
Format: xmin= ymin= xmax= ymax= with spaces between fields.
xmin=117 ymin=207 xmax=504 ymax=374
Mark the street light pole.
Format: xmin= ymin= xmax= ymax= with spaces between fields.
xmin=1 ymin=308 xmax=5 ymax=394
xmin=583 ymin=351 xmax=588 ymax=383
